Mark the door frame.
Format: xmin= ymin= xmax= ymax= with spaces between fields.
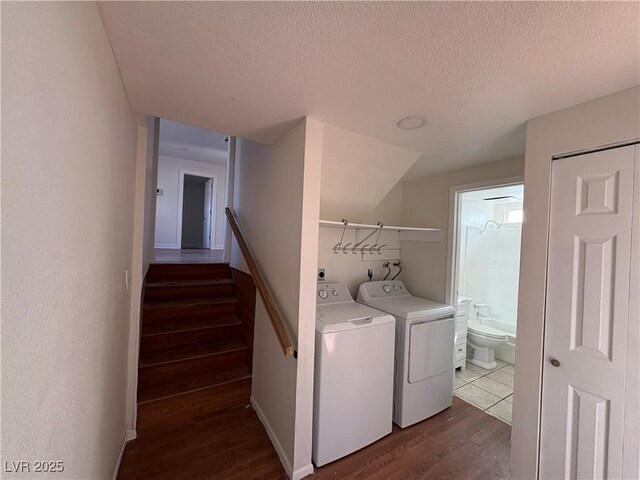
xmin=445 ymin=175 xmax=524 ymax=310
xmin=176 ymin=169 xmax=217 ymax=249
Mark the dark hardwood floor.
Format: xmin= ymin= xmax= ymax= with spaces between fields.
xmin=118 ymin=396 xmax=509 ymax=479
xmin=118 ymin=263 xmax=509 ymax=480
xmin=311 ymin=397 xmax=511 ymax=480
xmin=118 ymin=403 xmax=286 ymax=480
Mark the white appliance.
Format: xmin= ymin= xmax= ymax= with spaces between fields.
xmin=313 ymin=283 xmax=395 ymax=467
xmin=358 ymin=280 xmax=455 ymax=428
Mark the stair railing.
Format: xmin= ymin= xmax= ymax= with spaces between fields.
xmin=225 ymin=207 xmax=296 ymax=358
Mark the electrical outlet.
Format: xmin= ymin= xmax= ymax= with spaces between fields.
xmin=317 ymin=268 xmax=326 ymax=282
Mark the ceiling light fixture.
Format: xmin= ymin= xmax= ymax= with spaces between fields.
xmin=397 ymin=115 xmax=427 ymax=130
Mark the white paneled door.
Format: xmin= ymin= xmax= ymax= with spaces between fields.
xmin=540 ymin=144 xmax=638 ymax=479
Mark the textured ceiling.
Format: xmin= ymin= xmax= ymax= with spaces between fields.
xmin=99 ymin=1 xmax=640 ymax=178
xmin=159 ymin=119 xmax=227 ymax=165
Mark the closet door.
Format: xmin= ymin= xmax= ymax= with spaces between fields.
xmin=539 ymin=145 xmax=636 ymax=479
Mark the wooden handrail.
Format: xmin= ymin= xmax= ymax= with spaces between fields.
xmin=225 ymin=207 xmax=296 ymax=358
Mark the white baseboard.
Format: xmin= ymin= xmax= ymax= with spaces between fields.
xmin=125 ymin=428 xmax=137 ymax=441
xmin=112 ymin=433 xmax=127 ymax=480
xmin=212 ymin=245 xmax=224 ymax=250
xmin=112 ymin=429 xmax=137 ymax=480
xmin=292 ymin=463 xmax=315 ymax=479
xmin=252 ymin=395 xmax=311 ymax=480
xmin=154 ymin=243 xmax=179 ymax=249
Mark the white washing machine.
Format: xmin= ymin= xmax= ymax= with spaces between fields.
xmin=313 ymin=283 xmax=395 ymax=467
xmin=358 ymin=280 xmax=455 ymax=428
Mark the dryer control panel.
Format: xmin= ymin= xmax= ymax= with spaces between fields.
xmin=358 ymin=280 xmax=410 ymax=302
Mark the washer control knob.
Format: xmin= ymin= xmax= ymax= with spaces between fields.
xmin=331 ymin=289 xmax=338 ymax=296
xmin=318 ymin=289 xmax=328 ymax=299
xmin=393 ymin=285 xmax=399 ymax=291
xmin=383 ymin=285 xmax=391 ymax=293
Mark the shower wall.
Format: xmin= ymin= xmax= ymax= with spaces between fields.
xmin=458 ymin=188 xmax=523 ymax=330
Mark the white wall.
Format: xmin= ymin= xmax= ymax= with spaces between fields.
xmin=317 ymin=227 xmax=401 ymax=298
xmin=317 ymin=129 xmax=415 ymax=297
xmin=230 ymin=118 xmax=323 ymax=479
xmin=2 ymin=3 xmax=137 ymax=478
xmin=362 ymin=182 xmax=404 ymax=226
xmin=142 ymin=117 xmax=160 ymax=271
xmin=512 ymin=86 xmax=640 ymax=480
xmin=320 ymin=124 xmax=420 ymax=222
xmin=125 ymin=116 xmax=159 ymax=436
xmin=400 ymin=157 xmax=524 ymax=302
xmin=154 ymin=155 xmax=226 ymax=249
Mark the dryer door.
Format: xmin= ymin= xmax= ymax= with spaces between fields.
xmin=408 ymin=316 xmax=455 ymax=383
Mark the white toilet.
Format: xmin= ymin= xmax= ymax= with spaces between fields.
xmin=466 ymin=320 xmax=508 ymax=370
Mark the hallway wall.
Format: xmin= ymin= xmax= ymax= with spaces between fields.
xmin=2 ymin=3 xmax=138 ymax=479
xmin=154 ymin=155 xmax=226 ymax=249
xmin=231 ymin=118 xmax=323 ymax=479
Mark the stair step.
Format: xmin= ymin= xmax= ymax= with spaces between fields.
xmin=142 ymin=315 xmax=241 ymax=335
xmin=138 ymin=340 xmax=249 ymax=387
xmin=138 ymin=365 xmax=252 ymax=404
xmin=140 ymin=320 xmax=243 ymax=354
xmin=146 ymin=263 xmax=231 ymax=282
xmin=144 ymin=278 xmax=235 ymax=303
xmin=136 ymin=378 xmax=251 ymax=432
xmin=142 ymin=297 xmax=237 ymax=322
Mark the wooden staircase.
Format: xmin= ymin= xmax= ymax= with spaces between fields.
xmin=135 ymin=263 xmax=255 ymax=433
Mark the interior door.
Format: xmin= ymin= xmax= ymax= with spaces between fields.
xmin=203 ymin=178 xmax=213 ymax=249
xmin=540 ymin=145 xmax=636 ymax=479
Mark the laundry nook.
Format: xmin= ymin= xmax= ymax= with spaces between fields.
xmin=4 ymin=3 xmax=638 ymax=480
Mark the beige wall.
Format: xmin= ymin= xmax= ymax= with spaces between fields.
xmin=400 ymin=157 xmax=524 ymax=302
xmin=126 ymin=117 xmax=160 ymax=436
xmin=320 ymin=124 xmax=420 ymax=222
xmin=511 ymin=86 xmax=640 ymax=480
xmin=142 ymin=117 xmax=159 ymax=271
xmin=2 ymin=3 xmax=137 ymax=479
xmin=230 ymin=118 xmax=322 ymax=479
xmin=362 ymin=182 xmax=404 ymax=226
xmin=318 ymin=150 xmax=406 ymax=298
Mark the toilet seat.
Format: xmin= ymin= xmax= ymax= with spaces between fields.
xmin=467 ymin=321 xmax=508 ymax=340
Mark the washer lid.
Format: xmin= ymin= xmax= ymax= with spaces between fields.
xmin=316 ymin=302 xmax=394 ymax=333
xmin=363 ymin=296 xmax=454 ymax=320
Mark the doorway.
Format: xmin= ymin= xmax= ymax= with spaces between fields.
xmin=152 ymin=118 xmax=229 ymax=257
xmin=178 ymin=172 xmax=216 ymax=249
xmin=448 ymin=180 xmax=524 ymax=425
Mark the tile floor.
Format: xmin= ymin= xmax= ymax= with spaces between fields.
xmin=454 ymin=360 xmax=514 ymax=425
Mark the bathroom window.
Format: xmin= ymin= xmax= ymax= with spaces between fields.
xmin=504 ymin=205 xmax=523 ymax=224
